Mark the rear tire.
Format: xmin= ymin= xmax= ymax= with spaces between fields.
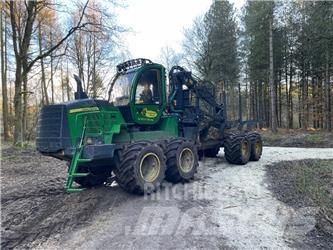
xmin=114 ymin=142 xmax=166 ymax=194
xmin=224 ymin=133 xmax=250 ymax=165
xmin=246 ymin=132 xmax=263 ymax=161
xmin=165 ymin=138 xmax=198 ymax=183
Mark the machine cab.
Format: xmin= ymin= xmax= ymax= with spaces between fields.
xmin=109 ymin=59 xmax=166 ymax=125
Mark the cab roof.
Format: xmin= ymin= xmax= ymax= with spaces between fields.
xmin=116 ymin=58 xmax=153 ymax=73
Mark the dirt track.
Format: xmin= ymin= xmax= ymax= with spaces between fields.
xmin=1 ymin=146 xmax=333 ymax=249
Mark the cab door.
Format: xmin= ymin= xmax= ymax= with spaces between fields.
xmin=131 ymin=65 xmax=166 ymax=125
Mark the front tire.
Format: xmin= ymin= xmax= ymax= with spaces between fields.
xmin=165 ymin=138 xmax=198 ymax=183
xmin=114 ymin=142 xmax=166 ymax=194
xmin=224 ymin=133 xmax=250 ymax=165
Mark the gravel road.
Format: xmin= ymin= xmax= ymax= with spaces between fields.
xmin=1 ymin=146 xmax=333 ymax=249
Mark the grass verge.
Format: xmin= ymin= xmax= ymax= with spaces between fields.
xmin=266 ymin=159 xmax=333 ymax=248
xmin=261 ymin=129 xmax=333 ymax=147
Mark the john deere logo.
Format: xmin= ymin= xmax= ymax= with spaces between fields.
xmin=141 ymin=108 xmax=158 ymax=118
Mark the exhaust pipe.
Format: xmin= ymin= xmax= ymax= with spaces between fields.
xmin=74 ymin=74 xmax=88 ymax=100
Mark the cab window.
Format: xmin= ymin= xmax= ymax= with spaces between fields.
xmin=110 ymin=72 xmax=135 ymax=106
xmin=135 ymin=69 xmax=161 ymax=105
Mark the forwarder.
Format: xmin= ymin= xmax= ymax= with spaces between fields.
xmin=36 ymin=58 xmax=262 ymax=194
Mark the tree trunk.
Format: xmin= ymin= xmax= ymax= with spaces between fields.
xmin=264 ymin=82 xmax=268 ymax=126
xmin=22 ymin=59 xmax=28 ymax=141
xmin=61 ymin=64 xmax=64 ymax=102
xmin=318 ymin=76 xmax=324 ymax=128
xmin=9 ymin=77 xmax=12 ymax=116
xmin=250 ymin=82 xmax=254 ymax=120
xmin=13 ymin=63 xmax=22 ymax=143
xmin=326 ymin=49 xmax=331 ymax=131
xmin=269 ymin=19 xmax=277 ymax=132
xmin=50 ymin=28 xmax=56 ymax=104
xmin=278 ymin=70 xmax=282 ymax=127
xmin=300 ymin=63 xmax=307 ymax=129
xmin=10 ymin=2 xmax=22 ymax=144
xmin=66 ymin=60 xmax=71 ymax=101
xmin=245 ymin=80 xmax=249 ymax=120
xmin=298 ymin=78 xmax=302 ymax=128
xmin=238 ymin=81 xmax=242 ymax=122
xmin=285 ymin=64 xmax=289 ymax=128
xmin=1 ymin=9 xmax=9 ymax=140
xmin=255 ymin=81 xmax=258 ymax=121
xmin=315 ymin=77 xmax=318 ymax=128
xmin=92 ymin=32 xmax=97 ymax=97
xmin=50 ymin=53 xmax=54 ymax=104
xmin=312 ymin=77 xmax=316 ymax=128
xmin=288 ymin=63 xmax=293 ymax=129
xmin=50 ymin=45 xmax=54 ymax=104
xmin=38 ymin=22 xmax=49 ymax=105
xmin=10 ymin=1 xmax=37 ymax=144
xmin=257 ymin=80 xmax=261 ymax=122
xmin=275 ymin=76 xmax=279 ymax=127
xmin=305 ymin=75 xmax=309 ymax=127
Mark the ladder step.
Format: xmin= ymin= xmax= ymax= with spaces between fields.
xmin=70 ymin=173 xmax=89 ymax=177
xmin=66 ymin=188 xmax=85 ymax=192
xmin=77 ymin=158 xmax=92 ymax=163
xmin=65 ymin=117 xmax=91 ymax=193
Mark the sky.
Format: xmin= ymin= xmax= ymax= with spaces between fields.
xmin=116 ymin=0 xmax=245 ymax=62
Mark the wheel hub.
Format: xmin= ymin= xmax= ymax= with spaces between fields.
xmin=241 ymin=140 xmax=249 ymax=158
xmin=179 ymin=148 xmax=194 ymax=173
xmin=139 ymin=153 xmax=160 ymax=182
xmin=255 ymin=139 xmax=262 ymax=155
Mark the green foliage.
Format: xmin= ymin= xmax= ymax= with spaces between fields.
xmin=183 ymin=0 xmax=239 ymax=87
xmin=204 ymin=0 xmax=239 ymax=84
xmin=242 ymin=0 xmax=274 ymax=82
xmin=295 ymin=1 xmax=333 ymax=75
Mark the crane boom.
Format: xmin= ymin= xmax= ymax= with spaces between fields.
xmin=168 ymin=66 xmax=226 ymax=145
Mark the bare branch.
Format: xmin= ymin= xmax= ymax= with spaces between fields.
xmin=25 ymin=0 xmax=90 ymax=73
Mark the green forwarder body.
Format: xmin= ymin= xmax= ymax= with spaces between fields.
xmin=38 ymin=61 xmax=178 ymax=160
xmin=36 ymin=58 xmax=263 ymax=194
xmin=37 ymin=60 xmax=185 ymax=193
xmin=37 ymin=101 xmax=179 ymax=163
xmin=66 ymin=101 xmax=179 ymax=161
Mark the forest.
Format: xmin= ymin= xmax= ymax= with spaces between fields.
xmin=1 ymin=0 xmax=332 ymax=145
